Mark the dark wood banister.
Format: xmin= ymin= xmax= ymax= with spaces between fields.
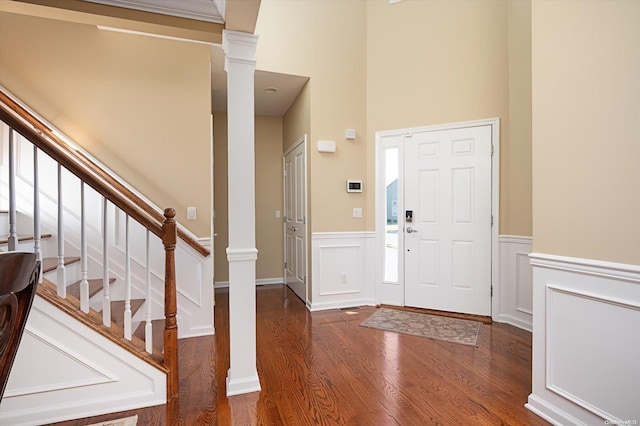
xmin=162 ymin=208 xmax=179 ymax=425
xmin=0 ymin=89 xmax=210 ymax=257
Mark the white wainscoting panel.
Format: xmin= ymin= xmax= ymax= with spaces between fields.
xmin=497 ymin=236 xmax=533 ymax=330
xmin=175 ymin=237 xmax=214 ymax=338
xmin=527 ymin=253 xmax=640 ymax=425
xmin=0 ymin=297 xmax=166 ymax=426
xmin=310 ymin=232 xmax=376 ymax=311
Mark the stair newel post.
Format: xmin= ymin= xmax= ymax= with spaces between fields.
xmin=162 ymin=208 xmax=179 ymax=425
xmin=102 ymin=198 xmax=111 ymax=326
xmin=145 ymin=229 xmax=153 ymax=354
xmin=80 ymin=183 xmax=89 ymax=313
xmin=56 ymin=163 xmax=66 ymax=298
xmin=124 ymin=214 xmax=132 ymax=340
xmin=7 ymin=128 xmax=18 ymax=251
xmin=33 ymin=145 xmax=42 ymax=282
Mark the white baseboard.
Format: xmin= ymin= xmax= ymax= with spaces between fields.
xmin=496 ymin=235 xmax=533 ymax=331
xmin=214 ymin=277 xmax=283 ymax=289
xmin=529 ymin=253 xmax=640 ymax=425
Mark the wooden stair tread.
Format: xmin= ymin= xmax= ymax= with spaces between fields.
xmin=42 ymin=256 xmax=81 ymax=273
xmin=36 ymin=279 xmax=166 ymax=372
xmin=111 ymin=299 xmax=145 ymax=329
xmin=134 ymin=319 xmax=165 ymax=353
xmin=0 ymin=233 xmax=52 ymax=245
xmin=67 ymin=277 xmax=116 ymax=300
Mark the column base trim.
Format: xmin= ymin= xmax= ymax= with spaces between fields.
xmin=226 ymin=370 xmax=261 ymax=397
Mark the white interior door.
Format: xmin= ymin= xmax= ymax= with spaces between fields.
xmin=404 ymin=125 xmax=492 ymax=315
xmin=283 ymin=138 xmax=307 ymax=302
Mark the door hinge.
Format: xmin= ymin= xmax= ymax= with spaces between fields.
xmin=284 ymin=261 xmax=287 ymax=269
xmin=491 ymin=144 xmax=494 ymax=156
xmin=490 ymin=215 xmax=494 ymax=227
xmin=491 ymin=285 xmax=494 ymax=297
xmin=283 ymin=169 xmax=288 ymax=177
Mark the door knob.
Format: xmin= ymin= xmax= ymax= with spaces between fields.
xmin=288 ymin=227 xmax=297 ymax=232
xmin=406 ymin=226 xmax=418 ymax=233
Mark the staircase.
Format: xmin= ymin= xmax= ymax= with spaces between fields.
xmin=0 ymin=88 xmax=212 ymax=425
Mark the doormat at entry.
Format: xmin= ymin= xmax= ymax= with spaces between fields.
xmin=360 ymin=308 xmax=481 ymax=347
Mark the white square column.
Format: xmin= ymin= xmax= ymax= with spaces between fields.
xmin=223 ymin=30 xmax=261 ymax=396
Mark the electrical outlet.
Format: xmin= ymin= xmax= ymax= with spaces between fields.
xmin=353 ymin=208 xmax=362 ymax=218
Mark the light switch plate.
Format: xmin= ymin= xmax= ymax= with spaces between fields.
xmin=353 ymin=207 xmax=362 ymax=218
xmin=187 ymin=207 xmax=197 ymax=220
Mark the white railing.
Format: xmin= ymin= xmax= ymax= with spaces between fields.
xmin=1 ymin=122 xmax=165 ymax=349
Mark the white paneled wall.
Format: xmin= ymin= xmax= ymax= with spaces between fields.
xmin=527 ymin=254 xmax=640 ymax=425
xmin=310 ymin=232 xmax=376 ymax=311
xmin=498 ymin=236 xmax=533 ymax=330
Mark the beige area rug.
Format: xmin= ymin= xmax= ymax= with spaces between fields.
xmin=360 ymin=308 xmax=482 ymax=346
xmin=88 ymin=416 xmax=137 ymax=426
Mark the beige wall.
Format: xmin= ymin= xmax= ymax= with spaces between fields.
xmin=283 ymin=81 xmax=310 ymax=152
xmin=531 ymin=0 xmax=640 ymax=264
xmin=506 ymin=0 xmax=532 ymax=237
xmin=366 ymin=0 xmax=517 ymax=234
xmin=213 ymin=113 xmax=284 ymax=282
xmin=0 ymin=11 xmax=212 ymax=236
xmin=256 ymin=0 xmax=368 ymax=233
xmin=257 ymin=0 xmax=533 ymax=237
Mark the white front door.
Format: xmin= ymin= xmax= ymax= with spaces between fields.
xmin=283 ymin=138 xmax=307 ymax=302
xmin=404 ymin=125 xmax=492 ymax=315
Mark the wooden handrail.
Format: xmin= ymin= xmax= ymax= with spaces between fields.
xmin=162 ymin=208 xmax=179 ymax=425
xmin=0 ymin=89 xmax=210 ymax=257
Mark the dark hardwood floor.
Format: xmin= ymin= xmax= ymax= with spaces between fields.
xmin=47 ymin=284 xmax=548 ymax=425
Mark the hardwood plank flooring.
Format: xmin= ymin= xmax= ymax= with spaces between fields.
xmin=217 ymin=285 xmax=547 ymax=425
xmin=47 ymin=284 xmax=548 ymax=425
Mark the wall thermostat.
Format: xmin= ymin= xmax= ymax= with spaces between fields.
xmin=347 ymin=180 xmax=363 ymax=193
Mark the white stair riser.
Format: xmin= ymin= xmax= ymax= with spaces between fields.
xmin=43 ymin=261 xmax=81 ymax=287
xmin=0 ymin=212 xmax=7 ymax=234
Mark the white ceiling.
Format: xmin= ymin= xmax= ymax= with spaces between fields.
xmin=210 ymin=47 xmax=309 ymax=117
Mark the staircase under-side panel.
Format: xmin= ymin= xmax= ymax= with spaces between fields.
xmin=0 ymin=296 xmax=166 ymax=426
xmin=0 ymin=88 xmax=214 ymax=425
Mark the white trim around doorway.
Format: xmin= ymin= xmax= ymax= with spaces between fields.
xmin=374 ymin=118 xmax=500 ymax=320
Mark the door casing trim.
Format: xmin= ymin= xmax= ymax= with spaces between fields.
xmin=283 ymin=135 xmax=310 ymax=307
xmin=374 ymin=118 xmax=500 ymax=320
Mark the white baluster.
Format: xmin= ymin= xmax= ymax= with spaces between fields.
xmin=102 ymin=198 xmax=111 ymax=326
xmin=124 ymin=214 xmax=132 ymax=340
xmin=145 ymin=229 xmax=152 ymax=353
xmin=80 ymin=183 xmax=89 ymax=313
xmin=33 ymin=146 xmax=42 ymax=282
xmin=57 ymin=164 xmax=66 ymax=298
xmin=7 ymin=129 xmax=18 ymax=251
